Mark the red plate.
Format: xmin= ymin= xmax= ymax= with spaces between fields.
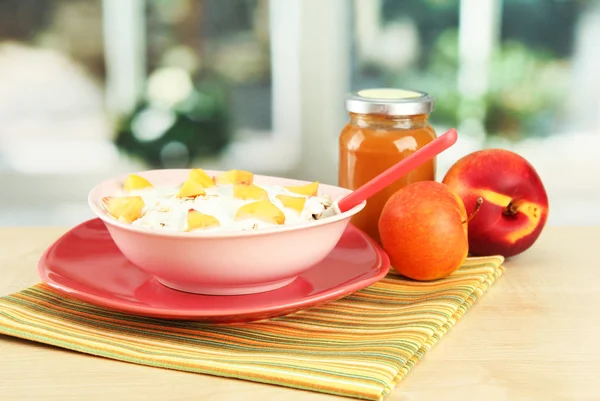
xmin=38 ymin=219 xmax=390 ymax=323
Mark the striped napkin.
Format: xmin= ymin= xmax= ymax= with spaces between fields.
xmin=0 ymin=256 xmax=503 ymax=401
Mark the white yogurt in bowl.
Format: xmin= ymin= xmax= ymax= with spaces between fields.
xmin=124 ymin=183 xmax=333 ymax=233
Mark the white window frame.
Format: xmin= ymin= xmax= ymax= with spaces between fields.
xmin=199 ymin=0 xmax=352 ymax=183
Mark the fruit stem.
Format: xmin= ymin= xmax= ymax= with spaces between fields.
xmin=503 ymin=201 xmax=519 ymax=216
xmin=463 ymin=197 xmax=483 ymax=224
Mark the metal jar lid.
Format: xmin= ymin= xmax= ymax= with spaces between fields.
xmin=345 ymin=88 xmax=434 ymax=116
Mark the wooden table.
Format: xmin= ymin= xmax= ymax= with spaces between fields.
xmin=0 ymin=226 xmax=598 ymax=401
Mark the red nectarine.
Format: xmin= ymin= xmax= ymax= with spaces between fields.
xmin=442 ymin=148 xmax=548 ymax=257
xmin=378 ymin=181 xmax=469 ymax=281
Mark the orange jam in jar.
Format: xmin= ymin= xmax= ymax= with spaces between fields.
xmin=338 ymin=88 xmax=437 ymax=243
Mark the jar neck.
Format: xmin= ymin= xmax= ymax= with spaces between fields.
xmin=349 ymin=112 xmax=429 ymax=130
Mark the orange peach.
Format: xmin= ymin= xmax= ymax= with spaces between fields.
xmin=285 ymin=182 xmax=318 ymax=196
xmin=187 ymin=209 xmax=220 ymax=231
xmin=276 ymin=194 xmax=306 ymax=213
xmin=215 ymin=169 xmax=253 ymax=185
xmin=123 ymin=174 xmax=153 ymax=191
xmin=378 ymin=181 xmax=468 ymax=281
xmin=177 ymin=176 xmax=206 ymax=198
xmin=189 ymin=168 xmax=215 ymax=188
xmin=102 ymin=196 xmax=145 ymax=223
xmin=235 ymin=200 xmax=286 ymax=225
xmin=233 ymin=184 xmax=268 ymax=201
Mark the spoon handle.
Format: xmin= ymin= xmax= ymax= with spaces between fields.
xmin=337 ymin=128 xmax=458 ymax=213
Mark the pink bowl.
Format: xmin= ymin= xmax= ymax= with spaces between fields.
xmin=88 ymin=169 xmax=366 ymax=295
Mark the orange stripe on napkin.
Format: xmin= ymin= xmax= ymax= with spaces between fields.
xmin=0 ymin=256 xmax=504 ymax=400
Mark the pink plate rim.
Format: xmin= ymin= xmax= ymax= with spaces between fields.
xmin=38 ymin=218 xmax=390 ymax=319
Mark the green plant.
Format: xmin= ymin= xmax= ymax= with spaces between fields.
xmin=115 ymin=68 xmax=232 ymax=168
xmin=389 ymin=28 xmax=570 ymax=140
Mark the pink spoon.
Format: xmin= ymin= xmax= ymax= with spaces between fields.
xmin=336 ymin=128 xmax=458 ymax=213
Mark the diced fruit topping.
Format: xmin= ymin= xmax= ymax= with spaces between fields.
xmin=186 ymin=209 xmax=220 ymax=231
xmin=102 ymin=196 xmax=145 ymax=223
xmin=284 ymin=181 xmax=319 ymax=196
xmin=101 ymin=168 xmax=334 ymax=233
xmin=189 ymin=168 xmax=215 ymax=188
xmin=276 ymin=194 xmax=306 ymax=213
xmin=214 ymin=169 xmax=253 ymax=185
xmin=177 ymin=176 xmax=206 ymax=198
xmin=123 ymin=174 xmax=153 ymax=191
xmin=235 ymin=200 xmax=286 ymax=225
xmin=233 ymin=184 xmax=268 ymax=201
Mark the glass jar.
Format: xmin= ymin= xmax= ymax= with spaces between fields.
xmin=338 ymin=88 xmax=437 ymax=244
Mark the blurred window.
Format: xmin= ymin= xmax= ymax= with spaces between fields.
xmin=351 ymin=0 xmax=600 ymax=225
xmin=0 ymin=0 xmax=598 ymax=225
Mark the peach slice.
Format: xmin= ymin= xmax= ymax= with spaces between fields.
xmin=187 ymin=209 xmax=220 ymax=231
xmin=177 ymin=176 xmax=206 ymax=198
xmin=284 ymin=181 xmax=319 ymax=196
xmin=276 ymin=194 xmax=306 ymax=213
xmin=233 ymin=184 xmax=268 ymax=201
xmin=235 ymin=200 xmax=285 ymax=225
xmin=189 ymin=168 xmax=215 ymax=188
xmin=123 ymin=174 xmax=153 ymax=191
xmin=102 ymin=196 xmax=145 ymax=223
xmin=214 ymin=169 xmax=253 ymax=185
